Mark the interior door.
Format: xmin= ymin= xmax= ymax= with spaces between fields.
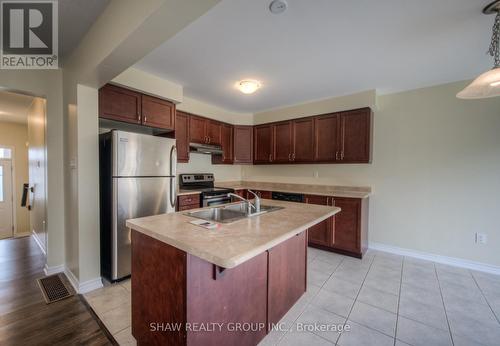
xmin=0 ymin=160 xmax=13 ymax=239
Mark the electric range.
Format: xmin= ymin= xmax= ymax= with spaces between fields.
xmin=179 ymin=174 xmax=235 ymax=207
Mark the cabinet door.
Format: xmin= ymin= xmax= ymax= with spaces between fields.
xmin=340 ymin=108 xmax=371 ymax=163
xmin=220 ymin=124 xmax=233 ymax=163
xmin=99 ymin=84 xmax=141 ymax=124
xmin=267 ymin=232 xmax=306 ymax=326
xmin=235 ymin=189 xmax=247 ymax=199
xmin=141 ymin=95 xmax=175 ymax=130
xmin=189 ymin=115 xmax=207 ymax=144
xmin=305 ymin=195 xmax=333 ymax=247
xmin=175 ymin=111 xmax=189 ymax=163
xmin=273 ymin=121 xmax=293 ymax=163
xmin=250 ymin=190 xmax=271 ymax=199
xmin=207 ymin=120 xmax=222 ymax=145
xmin=293 ymin=118 xmax=314 ymax=162
xmin=333 ymin=197 xmax=361 ymax=253
xmin=233 ymin=126 xmax=253 ymax=164
xmin=254 ymin=125 xmax=273 ymax=163
xmin=314 ymin=113 xmax=340 ymax=162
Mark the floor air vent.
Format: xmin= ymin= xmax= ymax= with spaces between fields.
xmin=37 ymin=274 xmax=74 ymax=304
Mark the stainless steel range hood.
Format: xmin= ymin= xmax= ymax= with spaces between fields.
xmin=189 ymin=142 xmax=223 ymax=155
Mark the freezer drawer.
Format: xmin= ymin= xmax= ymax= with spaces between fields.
xmin=112 ymin=177 xmax=174 ymax=280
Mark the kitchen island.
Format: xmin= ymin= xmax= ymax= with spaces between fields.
xmin=126 ymin=199 xmax=340 ymax=346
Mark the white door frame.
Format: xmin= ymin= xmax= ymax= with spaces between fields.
xmin=0 ymin=146 xmax=16 ymax=238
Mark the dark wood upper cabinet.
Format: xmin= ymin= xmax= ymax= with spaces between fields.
xmin=314 ymin=113 xmax=340 ymax=162
xmin=175 ymin=111 xmax=189 ymax=163
xmin=233 ymin=126 xmax=253 ymax=164
xmin=339 ymin=108 xmax=372 ymax=163
xmin=273 ymin=121 xmax=293 ymax=163
xmin=293 ymin=118 xmax=315 ymax=162
xmin=207 ymin=120 xmax=222 ymax=145
xmin=189 ymin=115 xmax=207 ymax=144
xmin=305 ymin=195 xmax=334 ymax=247
xmin=213 ymin=124 xmax=233 ymax=164
xmin=254 ymin=124 xmax=273 ymax=163
xmin=99 ymin=84 xmax=141 ymax=124
xmin=141 ymin=95 xmax=175 ymax=130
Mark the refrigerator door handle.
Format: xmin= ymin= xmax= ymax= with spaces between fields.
xmin=170 ymin=145 xmax=177 ymax=209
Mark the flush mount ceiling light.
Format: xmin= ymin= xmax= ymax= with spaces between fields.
xmin=457 ymin=0 xmax=500 ymax=99
xmin=269 ymin=0 xmax=287 ymax=14
xmin=236 ymin=80 xmax=261 ymax=94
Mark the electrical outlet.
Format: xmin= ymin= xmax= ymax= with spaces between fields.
xmin=313 ymin=171 xmax=319 ymax=178
xmin=475 ymin=233 xmax=488 ymax=244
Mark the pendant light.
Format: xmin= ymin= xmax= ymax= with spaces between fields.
xmin=457 ymin=1 xmax=500 ymax=99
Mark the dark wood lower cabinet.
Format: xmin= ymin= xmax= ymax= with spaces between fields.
xmin=306 ymin=195 xmax=369 ymax=258
xmin=305 ymin=195 xmax=334 ymax=247
xmin=252 ymin=190 xmax=272 ymax=199
xmin=332 ymin=197 xmax=368 ymax=257
xmin=131 ymin=230 xmax=307 ymax=346
xmin=267 ymin=232 xmax=307 ymax=327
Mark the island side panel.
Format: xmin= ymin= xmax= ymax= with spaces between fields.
xmin=186 ymin=252 xmax=268 ymax=346
xmin=131 ymin=230 xmax=187 ymax=346
xmin=267 ymin=232 xmax=307 ymax=327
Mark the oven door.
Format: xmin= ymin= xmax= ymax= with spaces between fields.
xmin=203 ymin=195 xmax=231 ymax=207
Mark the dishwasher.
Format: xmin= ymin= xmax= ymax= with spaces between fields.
xmin=271 ymin=191 xmax=304 ymax=203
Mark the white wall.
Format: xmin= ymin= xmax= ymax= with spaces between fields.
xmin=0 ymin=69 xmax=65 ymax=269
xmin=243 ymin=80 xmax=500 ymax=267
xmin=27 ymin=98 xmax=47 ymax=250
xmin=178 ymin=154 xmax=242 ymax=182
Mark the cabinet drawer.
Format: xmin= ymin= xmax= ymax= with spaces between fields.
xmin=178 ymin=204 xmax=200 ymax=212
xmin=178 ymin=194 xmax=200 ymax=207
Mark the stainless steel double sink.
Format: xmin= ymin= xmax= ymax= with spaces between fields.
xmin=185 ymin=202 xmax=283 ymax=224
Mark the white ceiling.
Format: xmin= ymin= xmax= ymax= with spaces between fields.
xmin=134 ymin=0 xmax=496 ymax=113
xmin=59 ymin=0 xmax=110 ymax=59
xmin=0 ymin=91 xmax=34 ymax=125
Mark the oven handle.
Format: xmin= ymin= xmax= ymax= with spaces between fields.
xmin=203 ymin=195 xmax=230 ymax=200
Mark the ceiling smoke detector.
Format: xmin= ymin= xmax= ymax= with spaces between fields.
xmin=269 ymin=0 xmax=287 ymax=14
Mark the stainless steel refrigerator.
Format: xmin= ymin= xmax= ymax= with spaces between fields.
xmin=99 ymin=130 xmax=177 ymax=281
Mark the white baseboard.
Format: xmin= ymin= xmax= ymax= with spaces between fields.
xmin=14 ymin=232 xmax=31 ymax=238
xmin=31 ymin=231 xmax=46 ymax=255
xmin=369 ymin=242 xmax=500 ymax=276
xmin=44 ymin=263 xmax=65 ymax=276
xmin=64 ymin=267 xmax=103 ymax=294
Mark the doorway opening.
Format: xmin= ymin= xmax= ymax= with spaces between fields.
xmin=0 ymin=90 xmax=47 ymax=249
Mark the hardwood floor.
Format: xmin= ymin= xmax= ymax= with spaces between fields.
xmin=0 ymin=236 xmax=114 ymax=346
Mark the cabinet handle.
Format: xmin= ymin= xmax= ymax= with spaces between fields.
xmin=205 ymin=136 xmax=208 ymax=143
xmin=144 ymin=116 xmax=147 ymax=123
xmin=269 ymin=154 xmax=272 ymax=162
xmin=288 ymin=153 xmax=291 ymax=161
xmin=335 ymin=151 xmax=339 ymax=160
xmin=208 ymin=137 xmax=211 ymax=144
xmin=341 ymin=151 xmax=344 ymax=160
xmin=292 ymin=153 xmax=295 ymax=161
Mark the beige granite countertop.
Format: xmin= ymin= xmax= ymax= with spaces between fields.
xmin=177 ymin=181 xmax=371 ymax=199
xmin=126 ymin=199 xmax=340 ymax=269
